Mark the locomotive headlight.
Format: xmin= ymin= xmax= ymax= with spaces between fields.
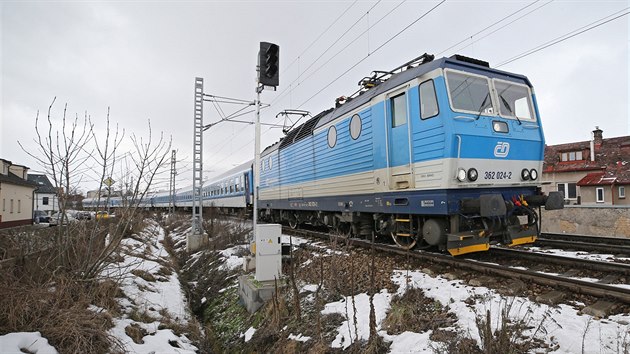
xmin=457 ymin=168 xmax=467 ymax=182
xmin=521 ymin=168 xmax=530 ymax=180
xmin=530 ymin=169 xmax=538 ymax=181
xmin=467 ymin=168 xmax=478 ymax=182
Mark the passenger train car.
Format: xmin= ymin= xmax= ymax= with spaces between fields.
xmin=257 ymin=54 xmax=563 ymax=255
xmin=82 ymin=161 xmax=254 ymax=212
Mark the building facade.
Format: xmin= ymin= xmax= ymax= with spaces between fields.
xmin=28 ymin=174 xmax=59 ymax=213
xmin=542 ymin=127 xmax=630 ymax=206
xmin=0 ymin=158 xmax=37 ymax=228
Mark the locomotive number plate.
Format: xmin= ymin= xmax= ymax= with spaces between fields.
xmin=484 ymin=171 xmax=513 ymax=180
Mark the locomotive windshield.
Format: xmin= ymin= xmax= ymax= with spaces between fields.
xmin=446 ymin=71 xmax=492 ymax=113
xmin=494 ymin=79 xmax=535 ymax=120
xmin=445 ymin=70 xmax=537 ymax=121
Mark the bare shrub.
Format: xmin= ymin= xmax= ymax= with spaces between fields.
xmin=474 ymin=296 xmax=552 ymax=353
xmin=382 ymin=288 xmax=456 ymax=335
xmin=0 ymin=271 xmax=120 ymax=353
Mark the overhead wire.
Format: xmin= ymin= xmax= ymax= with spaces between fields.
xmin=496 ymin=7 xmax=630 ymax=67
xmin=270 ymin=0 xmax=387 ymax=107
xmin=282 ymin=0 xmax=360 ymax=75
xmin=297 ymin=0 xmax=446 ymax=109
xmin=436 ymin=0 xmax=553 ymax=56
xmin=207 ymin=0 xmax=447 ymax=169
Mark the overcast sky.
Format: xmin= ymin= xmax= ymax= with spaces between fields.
xmin=1 ymin=0 xmax=628 ymax=192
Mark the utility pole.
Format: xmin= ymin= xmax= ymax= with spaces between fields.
xmin=169 ymin=149 xmax=176 ymax=214
xmin=188 ymin=78 xmax=205 ymax=252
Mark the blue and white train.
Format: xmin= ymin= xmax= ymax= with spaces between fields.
xmin=84 ymin=53 xmax=563 ymax=256
xmin=82 ymin=160 xmax=254 ymax=212
xmin=257 ymin=54 xmax=563 ymax=255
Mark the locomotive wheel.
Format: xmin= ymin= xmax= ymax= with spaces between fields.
xmin=335 ymin=222 xmax=352 ymax=237
xmin=391 ymin=217 xmax=417 ymax=249
xmin=391 ymin=233 xmax=417 ymax=250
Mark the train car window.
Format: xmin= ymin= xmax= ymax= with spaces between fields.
xmin=327 ymin=125 xmax=337 ymax=148
xmin=446 ymin=71 xmax=492 ymax=113
xmin=493 ymin=80 xmax=534 ymax=120
xmin=349 ymin=114 xmax=362 ymax=140
xmin=419 ymin=80 xmax=439 ymax=119
xmin=391 ymin=93 xmax=407 ymax=127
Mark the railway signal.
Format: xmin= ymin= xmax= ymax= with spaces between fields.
xmin=258 ymin=42 xmax=279 ymax=87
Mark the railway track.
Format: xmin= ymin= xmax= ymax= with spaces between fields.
xmin=536 ymin=232 xmax=630 ymax=254
xmin=283 ymin=227 xmax=630 ymax=305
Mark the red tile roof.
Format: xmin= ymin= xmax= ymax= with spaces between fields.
xmin=544 ymin=135 xmax=630 ymax=184
xmin=577 ymin=172 xmax=617 ymax=186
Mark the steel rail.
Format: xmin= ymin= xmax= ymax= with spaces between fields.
xmin=488 ymin=247 xmax=630 ymax=275
xmin=284 ymin=227 xmax=630 ymax=304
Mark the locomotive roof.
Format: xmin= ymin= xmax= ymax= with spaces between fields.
xmin=271 ymin=55 xmax=532 ymax=152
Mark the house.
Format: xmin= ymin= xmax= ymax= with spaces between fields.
xmin=542 ymin=127 xmax=630 ymax=205
xmin=28 ymin=174 xmax=59 ymax=213
xmin=0 ymin=158 xmax=38 ymax=228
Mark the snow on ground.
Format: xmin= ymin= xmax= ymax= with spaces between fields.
xmin=104 ymin=219 xmax=197 ymax=353
xmin=219 ymin=244 xmax=248 ymax=270
xmin=0 ymin=332 xmax=59 ymax=354
xmin=322 ymin=290 xmax=392 ymax=349
xmin=383 ymin=269 xmax=630 ymax=353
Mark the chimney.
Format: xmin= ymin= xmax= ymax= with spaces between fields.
xmin=590 ymin=126 xmax=603 ymax=162
xmin=593 ymin=126 xmax=603 ymax=149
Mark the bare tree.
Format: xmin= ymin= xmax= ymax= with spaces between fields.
xmin=19 ymin=97 xmax=94 ymax=264
xmin=19 ymin=98 xmax=172 ymax=280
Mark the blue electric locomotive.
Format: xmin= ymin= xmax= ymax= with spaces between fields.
xmin=258 ymin=53 xmax=563 ymax=255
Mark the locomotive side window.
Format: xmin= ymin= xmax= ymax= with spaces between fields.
xmin=391 ymin=93 xmax=407 ymax=127
xmin=349 ymin=114 xmax=362 ymax=140
xmin=493 ymin=80 xmax=534 ymax=120
xmin=446 ymin=71 xmax=492 ymax=113
xmin=327 ymin=125 xmax=337 ymax=148
xmin=419 ymin=80 xmax=439 ymax=119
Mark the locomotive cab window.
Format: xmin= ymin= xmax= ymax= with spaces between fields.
xmin=419 ymin=80 xmax=439 ymax=119
xmin=493 ymin=79 xmax=535 ymax=121
xmin=446 ymin=70 xmax=492 ymax=114
xmin=390 ymin=93 xmax=407 ymax=127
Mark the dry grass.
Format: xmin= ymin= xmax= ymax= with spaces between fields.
xmin=131 ymin=269 xmax=157 ymax=282
xmin=0 ymin=274 xmax=120 ymax=353
xmin=0 ymin=214 xmax=150 ymax=353
xmin=382 ymin=288 xmax=457 ymax=335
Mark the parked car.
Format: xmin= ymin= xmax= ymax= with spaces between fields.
xmin=33 ymin=210 xmax=50 ymax=224
xmin=75 ymin=211 xmax=92 ymax=220
xmin=95 ymin=211 xmax=109 ymax=220
xmin=49 ymin=212 xmax=78 ymax=226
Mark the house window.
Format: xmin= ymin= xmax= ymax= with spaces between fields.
xmin=596 ymin=187 xmax=605 ymax=203
xmin=557 ymin=183 xmax=577 ymax=199
xmin=18 ymin=200 xmax=21 ymax=213
xmin=620 ymin=186 xmax=626 ymax=199
xmin=43 ymin=197 xmax=49 ymax=205
xmin=10 ymin=199 xmax=14 ymax=213
xmin=561 ymin=151 xmax=583 ymax=162
xmin=2 ymin=199 xmax=4 ymax=211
